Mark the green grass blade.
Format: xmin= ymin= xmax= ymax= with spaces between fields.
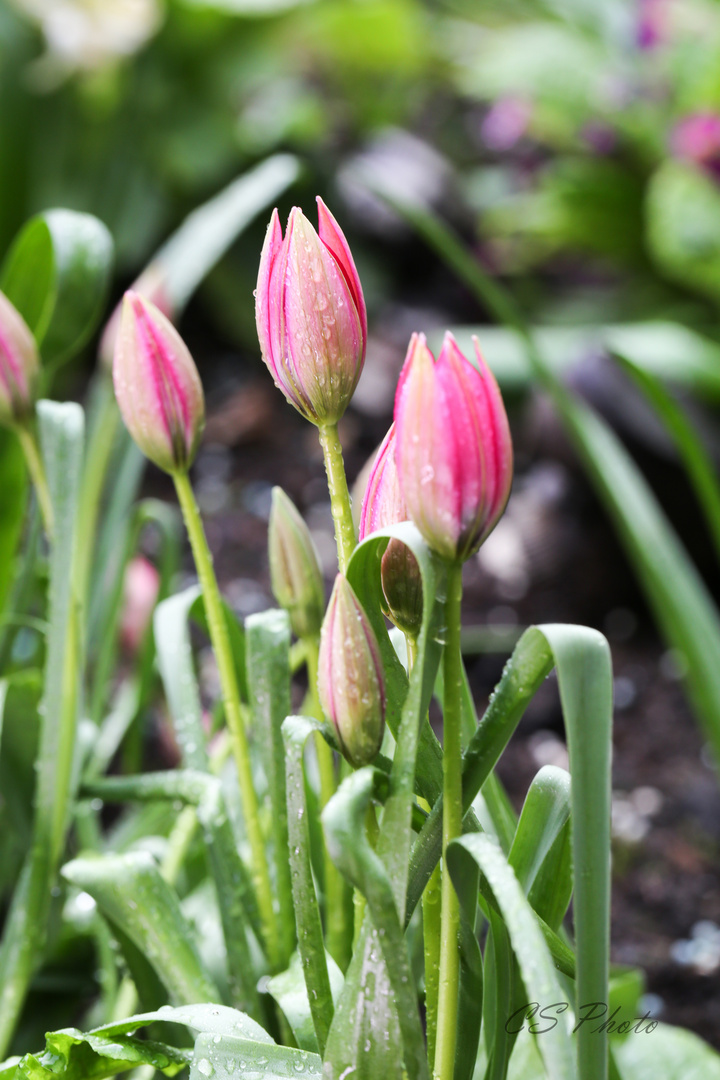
xmin=612 ymin=350 xmax=720 ymax=562
xmin=266 ymin=950 xmax=344 ymax=1055
xmin=508 ymin=766 xmax=571 ymax=894
xmin=282 ymin=715 xmax=336 ymax=1055
xmin=245 ymin=609 xmax=294 ymax=965
xmin=0 ymin=401 xmax=84 ymax=1057
xmin=62 ymin=851 xmax=220 ymax=1006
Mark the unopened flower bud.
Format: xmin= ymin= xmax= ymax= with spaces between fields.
xmin=268 ymin=487 xmax=325 ymax=640
xmin=318 ymin=574 xmax=385 ymax=768
xmin=120 ymin=555 xmax=160 ymax=653
xmin=113 ymin=290 xmax=204 ymax=474
xmin=0 ymin=290 xmax=40 ymax=427
xmin=99 ymin=263 xmax=172 ymax=371
xmin=394 ymin=332 xmax=513 ymax=563
xmin=255 ymin=198 xmax=366 ymax=425
xmin=359 ymin=424 xmax=422 ymax=638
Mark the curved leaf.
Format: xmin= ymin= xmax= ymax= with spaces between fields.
xmin=447 ymin=834 xmax=575 ymax=1080
xmin=190 ymin=1032 xmax=321 ymax=1080
xmin=1 ymin=210 xmax=113 ymax=367
xmin=62 ymin=851 xmax=220 ymax=1007
xmin=266 ymin=950 xmax=344 ymax=1055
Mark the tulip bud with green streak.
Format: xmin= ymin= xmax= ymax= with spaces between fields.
xmin=268 ymin=486 xmax=325 ymax=639
xmin=0 ymin=290 xmax=40 ymax=428
xmin=318 ymin=574 xmax=385 ymax=767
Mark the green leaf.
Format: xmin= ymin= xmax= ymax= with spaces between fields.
xmin=0 ymin=401 xmax=84 ymax=1058
xmin=508 ymin=765 xmax=571 ymax=894
xmin=61 ymin=851 xmax=221 ymax=1006
xmin=154 ymin=585 xmax=210 ymax=771
xmin=407 ymin=627 xmax=554 ymax=920
xmin=266 ymin=950 xmax=344 ymax=1055
xmin=189 ymin=1032 xmax=321 ymax=1080
xmin=611 ymin=350 xmax=720 ymax=563
xmin=15 ymin=1029 xmax=189 ymax=1080
xmin=448 ymin=834 xmax=575 ymax=1080
xmin=615 ymin=1022 xmax=720 ymax=1080
xmin=153 ymin=155 xmax=299 ymax=314
xmin=0 ymin=430 xmax=26 ymax=615
xmin=81 ymin=770 xmax=262 ymax=1012
xmin=245 ymin=609 xmax=294 ymax=964
xmin=281 ymin=715 xmax=337 ymax=1055
xmin=322 ymin=768 xmax=429 ymax=1080
xmin=0 ymin=210 xmax=113 ymax=367
xmin=426 ymin=323 xmax=720 ymax=400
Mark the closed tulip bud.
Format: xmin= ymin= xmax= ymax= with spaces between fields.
xmin=359 ymin=424 xmax=423 ymax=638
xmin=394 ymin=332 xmax=513 ymax=563
xmin=318 ymin=574 xmax=385 ymax=768
xmin=268 ymin=487 xmax=325 ymax=639
xmin=113 ymin=290 xmax=205 ymax=474
xmin=0 ymin=290 xmax=40 ymax=427
xmin=255 ymin=197 xmax=367 ymax=425
xmin=99 ymin=263 xmax=172 ymax=371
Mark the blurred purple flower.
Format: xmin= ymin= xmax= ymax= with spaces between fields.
xmin=637 ymin=0 xmax=670 ymax=49
xmin=481 ymin=98 xmax=532 ymax=153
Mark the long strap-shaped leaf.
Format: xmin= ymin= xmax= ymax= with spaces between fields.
xmin=0 ymin=401 xmax=84 ymax=1058
xmin=322 ymin=768 xmax=430 ymax=1080
xmin=447 ymin=835 xmax=575 ymax=1080
xmin=246 ymin=609 xmax=294 ymax=966
xmin=282 ymin=715 xmax=336 ymax=1055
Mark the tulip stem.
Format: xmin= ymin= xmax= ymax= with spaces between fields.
xmin=434 ymin=561 xmax=464 ymax=1080
xmin=305 ymin=634 xmax=352 ymax=970
xmin=173 ymin=470 xmax=280 ymax=969
xmin=16 ymin=422 xmax=54 ymax=538
xmin=318 ymin=422 xmax=356 ymax=574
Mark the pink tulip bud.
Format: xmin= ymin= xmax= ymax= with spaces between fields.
xmin=359 ymin=424 xmax=423 ymax=638
xmin=318 ymin=574 xmax=385 ymax=768
xmin=255 ymin=197 xmax=367 ymax=425
xmin=98 ymin=263 xmax=172 ymax=371
xmin=113 ymin=290 xmax=205 ymax=474
xmin=394 ymin=332 xmax=513 ymax=563
xmin=120 ymin=555 xmax=161 ymax=654
xmin=0 ymin=290 xmax=40 ymax=427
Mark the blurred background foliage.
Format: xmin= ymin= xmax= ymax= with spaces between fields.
xmin=6 ymin=0 xmax=720 ymax=351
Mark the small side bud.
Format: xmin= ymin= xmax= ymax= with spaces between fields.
xmin=113 ymin=290 xmax=205 ymax=474
xmin=318 ymin=574 xmax=385 ymax=768
xmin=359 ymin=424 xmax=423 ymax=638
xmin=268 ymin=487 xmax=325 ymax=640
xmin=0 ymin=290 xmax=40 ymax=427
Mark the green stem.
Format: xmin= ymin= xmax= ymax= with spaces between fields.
xmin=16 ymin=422 xmax=54 ymax=537
xmin=434 ymin=562 xmax=464 ymax=1080
xmin=305 ymin=635 xmax=351 ymax=970
xmin=173 ymin=470 xmax=280 ymax=968
xmin=317 ymin=422 xmax=356 ymax=573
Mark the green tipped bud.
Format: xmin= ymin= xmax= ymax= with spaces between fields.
xmin=268 ymin=487 xmax=325 ymax=639
xmin=318 ymin=574 xmax=385 ymax=768
xmin=0 ymin=290 xmax=40 ymax=428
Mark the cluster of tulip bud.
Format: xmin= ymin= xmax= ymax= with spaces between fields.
xmin=0 ymin=290 xmax=40 ymax=430
xmin=109 ymin=196 xmax=513 ymax=771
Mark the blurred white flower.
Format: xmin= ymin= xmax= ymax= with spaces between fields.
xmin=12 ymin=0 xmax=163 ymax=80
